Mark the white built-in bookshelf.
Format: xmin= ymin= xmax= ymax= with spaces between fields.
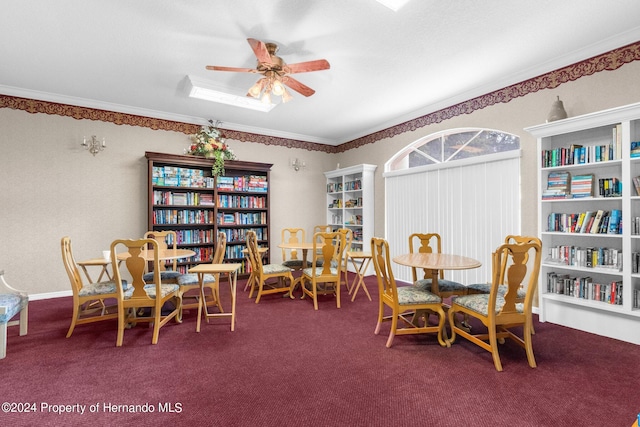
xmin=324 ymin=164 xmax=377 ymax=273
xmin=526 ymin=101 xmax=640 ymax=345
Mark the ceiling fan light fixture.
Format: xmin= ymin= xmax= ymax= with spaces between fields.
xmin=271 ymin=79 xmax=285 ymax=96
xmin=248 ymin=78 xmax=267 ymax=98
xmin=281 ymin=88 xmax=293 ymax=103
xmin=261 ymin=91 xmax=272 ymax=105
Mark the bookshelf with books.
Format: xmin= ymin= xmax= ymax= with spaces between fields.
xmin=526 ymin=101 xmax=640 ymax=345
xmin=146 ymin=152 xmax=272 ymax=277
xmin=325 ymin=164 xmax=377 ymax=273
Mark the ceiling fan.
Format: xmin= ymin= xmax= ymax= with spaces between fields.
xmin=206 ymin=38 xmax=330 ymax=104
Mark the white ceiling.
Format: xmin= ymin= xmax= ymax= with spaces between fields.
xmin=2 ymin=0 xmax=640 ymax=145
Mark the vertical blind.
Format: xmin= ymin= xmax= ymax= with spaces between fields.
xmin=384 ymin=151 xmax=521 ymax=285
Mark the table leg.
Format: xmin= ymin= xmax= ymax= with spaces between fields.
xmin=349 ymin=256 xmax=372 ymax=302
xmin=196 ymin=273 xmax=204 ymax=333
xmin=230 ymin=270 xmax=237 ymax=331
xmin=286 ymin=249 xmax=308 ymax=298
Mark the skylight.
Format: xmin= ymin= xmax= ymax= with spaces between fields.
xmin=376 ymin=0 xmax=411 ymax=11
xmin=186 ymin=76 xmax=276 ymax=113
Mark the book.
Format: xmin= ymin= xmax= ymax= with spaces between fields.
xmin=589 ymin=210 xmax=605 ymax=234
xmin=634 ymin=176 xmax=640 ymax=196
xmin=608 ymin=209 xmax=621 ymax=234
xmin=580 ymin=211 xmax=595 ymax=233
xmin=571 ymin=174 xmax=595 ymax=198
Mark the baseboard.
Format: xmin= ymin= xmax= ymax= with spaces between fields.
xmin=29 ymin=290 xmax=72 ymax=301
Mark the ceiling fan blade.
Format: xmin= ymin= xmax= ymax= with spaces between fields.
xmin=285 ymin=59 xmax=330 ymax=74
xmin=247 ymin=38 xmax=272 ymax=64
xmin=282 ymin=76 xmax=315 ymax=97
xmin=206 ymin=65 xmax=257 ymax=73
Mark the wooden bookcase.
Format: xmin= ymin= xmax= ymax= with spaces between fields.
xmin=324 ymin=164 xmax=377 ymax=273
xmin=145 ymin=151 xmax=272 ymax=277
xmin=525 ymin=101 xmax=640 ymax=345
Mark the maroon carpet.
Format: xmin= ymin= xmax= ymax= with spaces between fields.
xmin=2 ymin=274 xmax=639 ymax=426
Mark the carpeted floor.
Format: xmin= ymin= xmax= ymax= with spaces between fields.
xmin=2 ymin=274 xmax=640 ymax=426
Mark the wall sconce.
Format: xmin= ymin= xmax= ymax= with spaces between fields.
xmin=81 ymin=135 xmax=106 ymax=156
xmin=290 ymin=158 xmax=306 ymax=171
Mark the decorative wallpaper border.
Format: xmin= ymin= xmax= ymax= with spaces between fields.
xmin=1 ymin=40 xmax=639 ymax=154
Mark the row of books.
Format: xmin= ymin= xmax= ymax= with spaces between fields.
xmin=597 ymin=177 xmax=621 ymax=197
xmin=216 ymin=212 xmax=267 ymax=225
xmin=546 ymin=272 xmax=623 ymax=305
xmin=629 ymin=217 xmax=640 ymax=235
xmin=545 ymin=245 xmax=622 ymax=270
xmin=547 ymin=209 xmax=621 ymax=234
xmin=153 ymin=191 xmax=214 ymax=206
xmin=631 ymin=141 xmax=640 ymax=158
xmin=217 ymin=175 xmax=268 ymax=192
xmin=543 ymin=171 xmax=622 ymax=199
xmin=152 ymin=166 xmax=215 ymax=188
xmin=634 ymin=288 xmax=640 ymax=309
xmin=632 ymin=176 xmax=640 ymax=196
xmin=173 ymin=229 xmax=217 ymax=245
xmin=327 ymin=182 xmax=343 ymax=193
xmin=344 ymin=180 xmax=362 ymax=191
xmin=217 ymin=194 xmax=267 ymax=209
xmin=630 ymin=252 xmax=640 ymax=274
xmin=218 ymin=227 xmax=267 ymax=242
xmin=540 ymin=124 xmax=622 ymax=167
xmin=153 ymin=209 xmax=215 ymax=225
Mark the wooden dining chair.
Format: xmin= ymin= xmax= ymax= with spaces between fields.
xmin=175 ymin=231 xmax=227 ymax=321
xmin=246 ymin=230 xmax=294 ymax=303
xmin=446 ymin=239 xmax=542 ymax=371
xmin=142 ymin=230 xmax=181 ymax=284
xmin=111 ymin=238 xmax=181 ymax=346
xmin=371 ymin=237 xmax=447 ymax=348
xmin=61 ymin=236 xmax=127 ymax=338
xmin=466 ymin=235 xmax=541 ymax=334
xmin=409 ymin=233 xmax=467 ymax=298
xmin=300 ymin=230 xmax=346 ymax=310
xmin=281 ymin=228 xmax=306 ymax=272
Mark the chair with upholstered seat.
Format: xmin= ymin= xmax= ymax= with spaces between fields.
xmin=111 ymin=238 xmax=181 ymax=346
xmin=0 ymin=270 xmax=28 ymax=359
xmin=466 ymin=235 xmax=541 ymax=299
xmin=175 ymin=231 xmax=226 ymax=321
xmin=300 ymin=230 xmax=346 ymax=310
xmin=281 ymin=228 xmax=306 ymax=272
xmin=466 ymin=235 xmax=540 ymax=335
xmin=246 ymin=230 xmax=294 ymax=303
xmin=446 ymin=239 xmax=542 ymax=371
xmin=409 ymin=233 xmax=468 ymax=298
xmin=61 ymin=236 xmax=129 ymax=338
xmin=142 ymin=230 xmax=182 ymax=284
xmin=371 ymin=237 xmax=447 ymax=348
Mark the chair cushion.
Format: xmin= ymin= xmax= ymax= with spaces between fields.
xmin=78 ymin=280 xmax=130 ymax=297
xmin=0 ymin=293 xmax=27 ymax=323
xmin=467 ymin=283 xmax=526 ymax=299
xmin=176 ymin=274 xmax=216 ymax=286
xmin=302 ymin=267 xmax=339 ymax=277
xmin=282 ymin=259 xmax=305 ymax=268
xmin=143 ymin=270 xmax=182 ymax=282
xmin=396 ymin=286 xmax=442 ymax=305
xmin=452 ymin=294 xmax=524 ymax=316
xmin=414 ymin=278 xmax=467 ymax=293
xmin=263 ymin=264 xmax=292 ymax=274
xmin=138 ymin=284 xmax=180 ymax=299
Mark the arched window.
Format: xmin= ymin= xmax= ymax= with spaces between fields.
xmin=387 ymin=128 xmax=520 ymax=172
